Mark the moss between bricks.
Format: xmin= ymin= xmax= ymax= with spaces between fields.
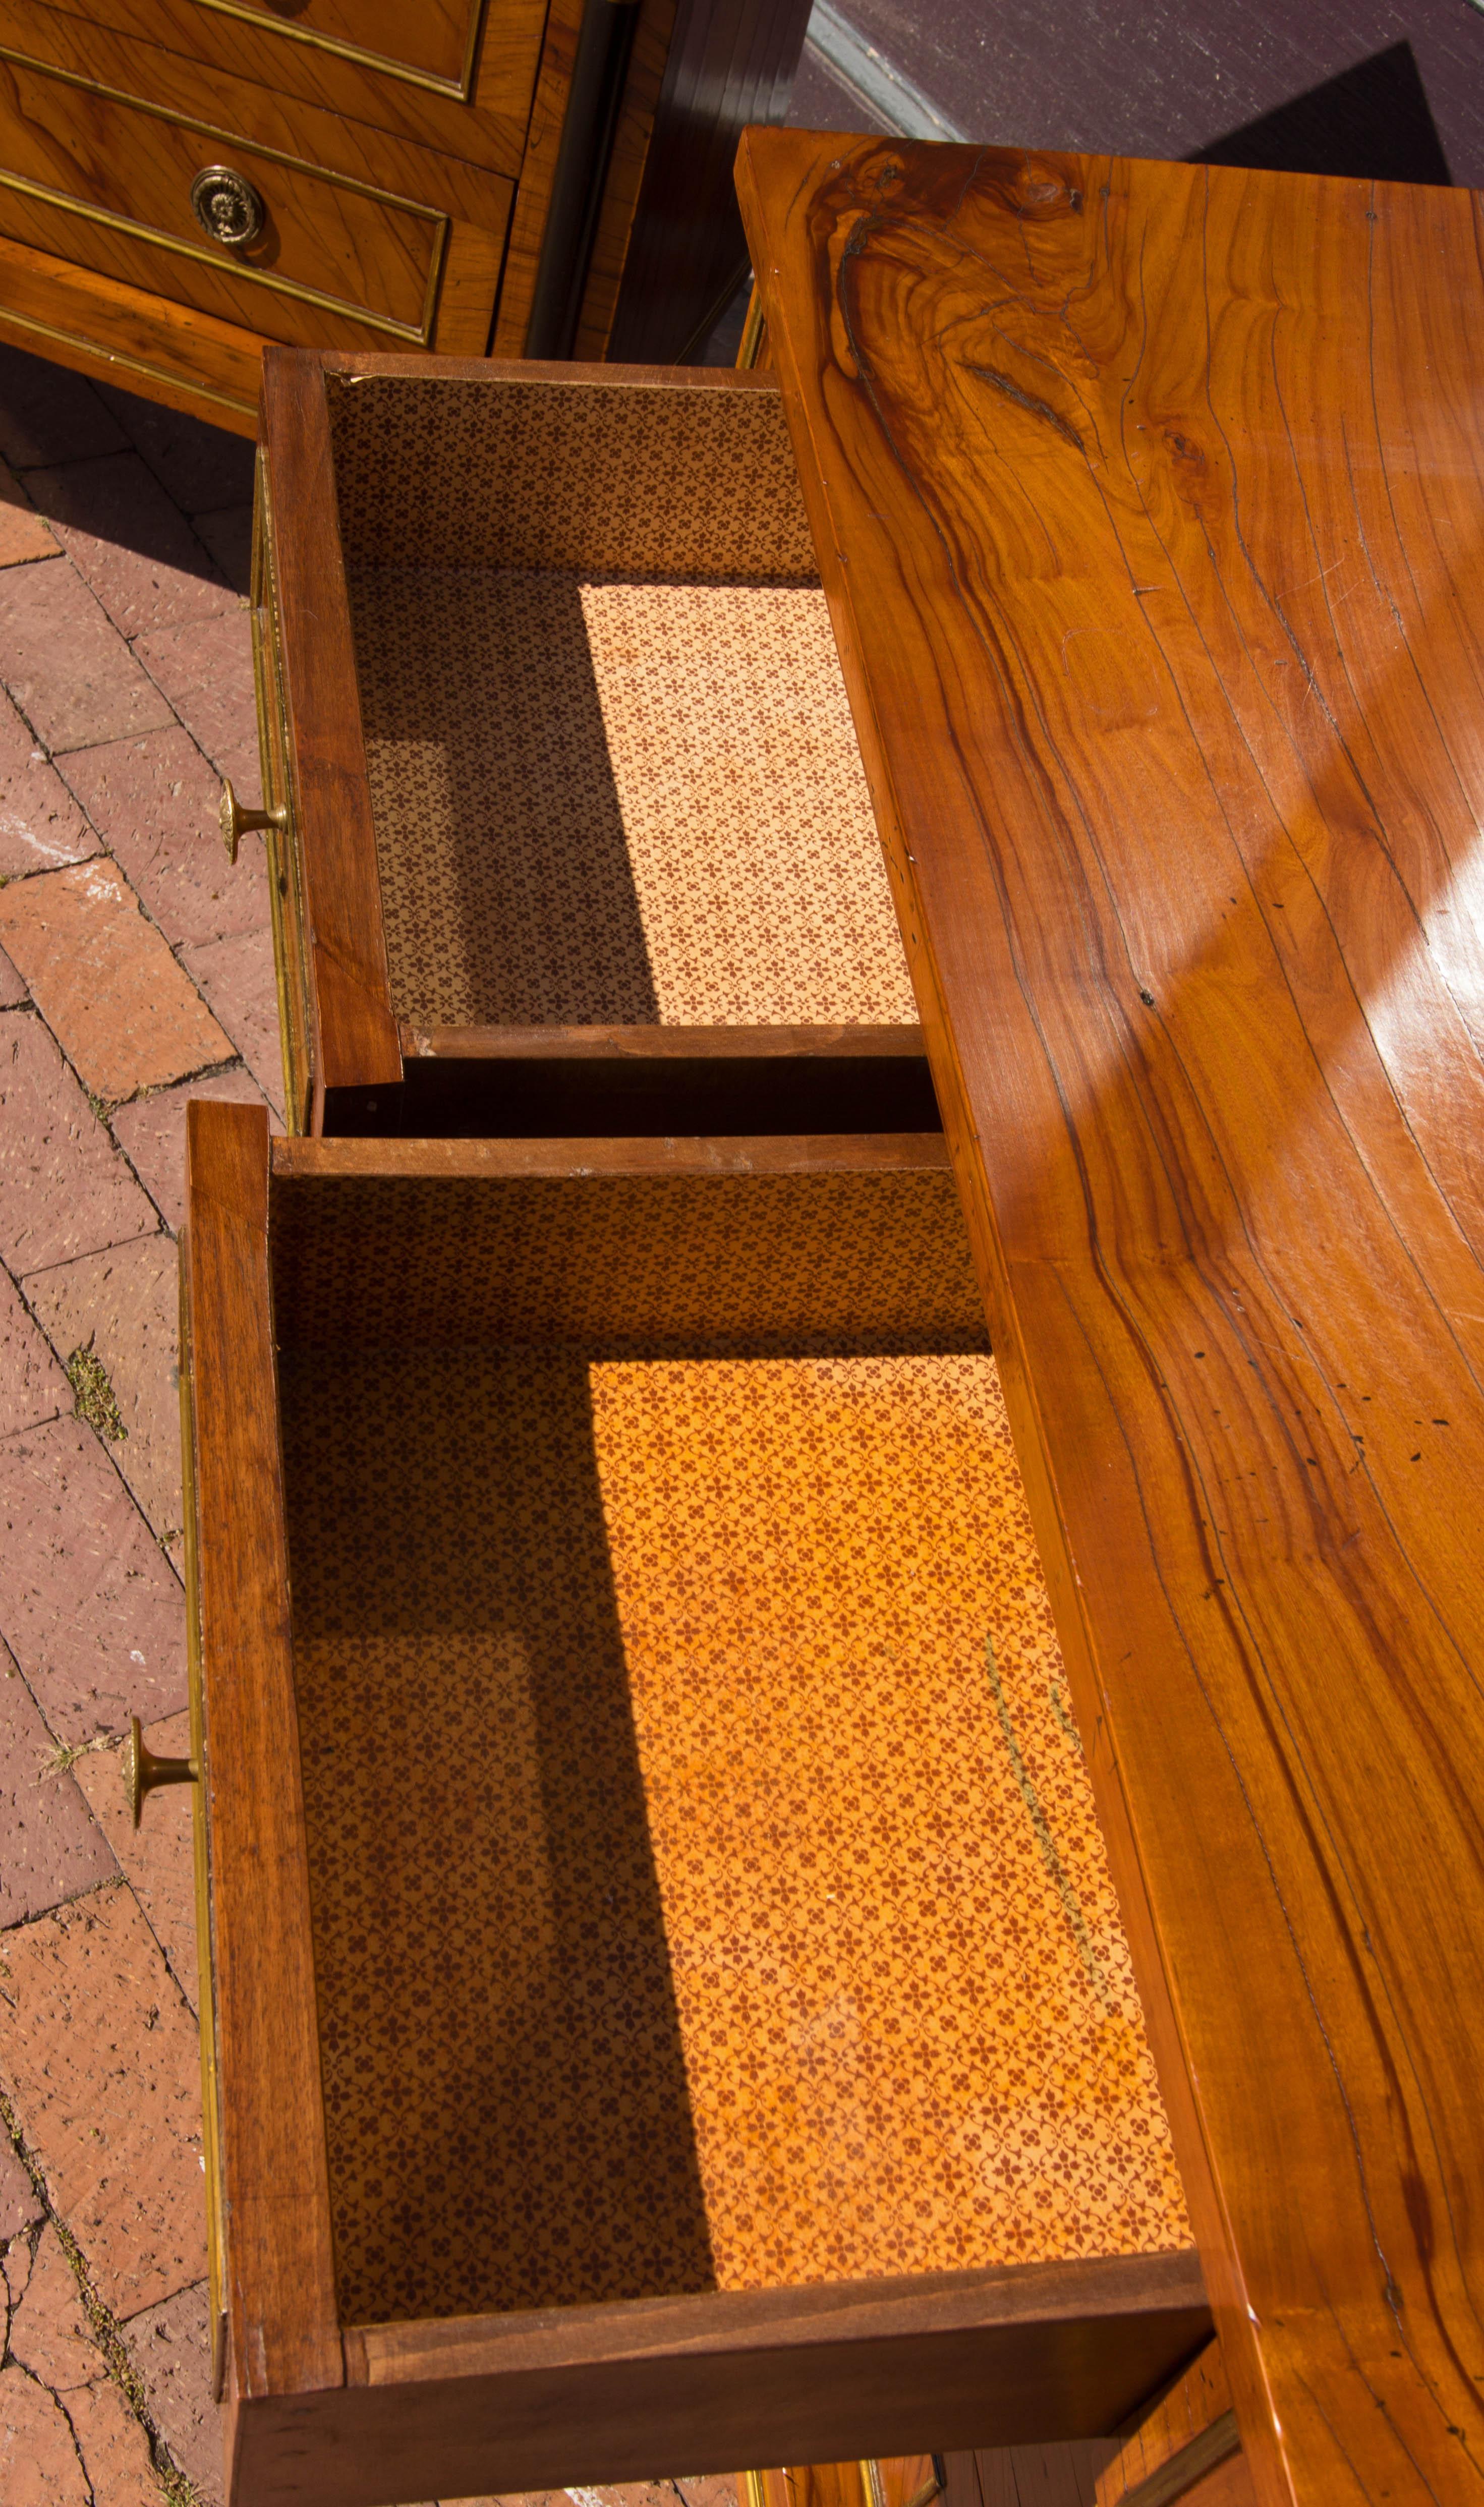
xmin=0 ymin=2073 xmax=203 ymax=2506
xmin=67 ymin=1339 xmax=127 ymax=1442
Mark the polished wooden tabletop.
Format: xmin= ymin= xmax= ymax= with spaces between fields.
xmin=736 ymin=131 xmax=1484 ymax=2507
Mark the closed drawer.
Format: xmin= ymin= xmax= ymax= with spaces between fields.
xmin=182 ymin=0 xmax=485 ymax=94
xmin=49 ymin=0 xmax=503 ymax=118
xmin=258 ymin=353 xmax=941 ymax=1136
xmin=175 ymin=1104 xmax=1209 ymax=2506
xmin=0 ymin=46 xmax=473 ymax=345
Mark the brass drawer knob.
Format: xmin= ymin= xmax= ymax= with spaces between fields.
xmin=124 ymin=1715 xmax=198 ymax=1829
xmin=191 ymin=165 xmax=265 ymax=248
xmin=220 ymin=777 xmax=288 ymax=864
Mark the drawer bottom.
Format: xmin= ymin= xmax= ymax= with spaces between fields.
xmin=279 ymin=1332 xmax=1189 ymax=2326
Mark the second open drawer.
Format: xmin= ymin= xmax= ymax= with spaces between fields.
xmin=177 ymin=1104 xmax=1206 ymax=2505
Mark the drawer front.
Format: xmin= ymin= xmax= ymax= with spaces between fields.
xmin=0 ymin=1 xmax=537 ymax=183
xmin=68 ymin=0 xmax=487 ymax=100
xmin=0 ymin=47 xmax=453 ymax=343
xmin=251 ymin=454 xmax=313 ymax=1135
xmin=194 ymin=0 xmax=484 ymax=95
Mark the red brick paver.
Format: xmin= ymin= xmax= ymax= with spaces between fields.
xmin=93 ymin=385 xmax=255 ymax=518
xmin=60 ymin=724 xmax=271 ymax=952
xmin=24 ymin=1233 xmax=184 ymax=1547
xmin=4 ymin=2217 xmax=171 ymax=2500
xmin=179 ymin=925 xmax=285 ymax=1118
xmin=0 ymin=339 xmax=756 ymax=2507
xmin=0 ymin=1414 xmax=186 ymax=1740
xmin=0 ymin=558 xmax=174 ymax=754
xmin=2 ymin=1882 xmax=207 ymax=2314
xmin=112 ymin=1067 xmax=275 ymax=1236
xmin=0 ymin=684 xmax=97 ymax=877
xmin=0 ymin=1665 xmax=116 ymax=1928
xmin=0 ymin=344 xmax=290 ymax=2507
xmin=75 ymin=1716 xmax=197 ymax=2014
xmin=0 ymin=345 xmax=128 ymax=470
xmin=0 ymin=462 xmax=60 ymax=568
xmin=0 ymin=1011 xmax=156 ymax=1273
xmin=135 ymin=612 xmax=260 ymax=800
xmin=0 ymin=1263 xmax=67 ymax=1439
xmin=192 ymin=505 xmax=252 ymax=600
xmin=6 ymin=2218 xmax=99 ymax=2386
xmin=121 ymin=2280 xmax=218 ymax=2501
xmin=0 ymin=860 xmax=234 ymax=1103
xmin=0 ymin=2359 xmax=90 ymax=2504
xmin=69 ymin=2371 xmax=166 ymax=2505
xmin=24 ymin=452 xmax=237 ymax=640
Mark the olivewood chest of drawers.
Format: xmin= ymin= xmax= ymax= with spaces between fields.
xmin=243 ymin=347 xmax=941 ymax=1137
xmin=0 ymin=0 xmax=812 ymax=430
xmin=169 ymin=1101 xmax=1209 ymax=2505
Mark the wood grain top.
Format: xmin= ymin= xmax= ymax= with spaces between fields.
xmin=736 ymin=132 xmax=1484 ymax=2507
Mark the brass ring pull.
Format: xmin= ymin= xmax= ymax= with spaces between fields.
xmin=124 ymin=1715 xmax=199 ymax=1830
xmin=190 ymin=165 xmax=265 ymax=248
xmin=220 ymin=777 xmax=288 ymax=864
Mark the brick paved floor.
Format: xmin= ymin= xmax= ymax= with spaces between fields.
xmin=0 ymin=340 xmax=743 ymax=2507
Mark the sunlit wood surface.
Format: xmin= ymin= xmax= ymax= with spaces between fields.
xmin=737 ymin=131 xmax=1484 ymax=2507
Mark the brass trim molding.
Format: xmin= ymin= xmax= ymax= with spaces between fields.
xmin=0 ymin=165 xmax=446 ymax=345
xmin=0 ymin=43 xmax=450 ymax=340
xmin=188 ymin=0 xmax=486 ymax=103
xmin=0 ymin=295 xmax=256 ymax=420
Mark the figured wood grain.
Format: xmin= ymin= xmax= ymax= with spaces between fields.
xmin=0 ymin=4 xmax=521 ymax=221
xmin=32 ymin=0 xmax=544 ymax=174
xmin=429 ymin=215 xmax=508 ymax=353
xmin=269 ymin=1129 xmax=954 ymax=1179
xmin=397 ymin=1021 xmax=928 ymax=1060
xmin=1097 ymin=2341 xmax=1238 ymax=2507
xmin=737 ymin=132 xmax=1484 ymax=2507
xmin=0 ymin=222 xmax=263 ymax=428
xmin=259 ymin=349 xmax=401 ymax=1111
xmin=219 ymin=2251 xmax=1206 ymax=2507
xmin=183 ymin=1099 xmax=340 ymax=2413
xmin=941 ymin=2439 xmax=1116 ymax=2507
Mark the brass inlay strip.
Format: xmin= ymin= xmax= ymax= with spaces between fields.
xmin=0 ymin=296 xmax=256 ymax=421
xmin=188 ymin=0 xmax=485 ymax=104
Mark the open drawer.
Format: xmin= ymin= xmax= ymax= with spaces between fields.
xmin=175 ymin=1103 xmax=1207 ymax=2506
xmin=247 ymin=349 xmax=937 ymax=1139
